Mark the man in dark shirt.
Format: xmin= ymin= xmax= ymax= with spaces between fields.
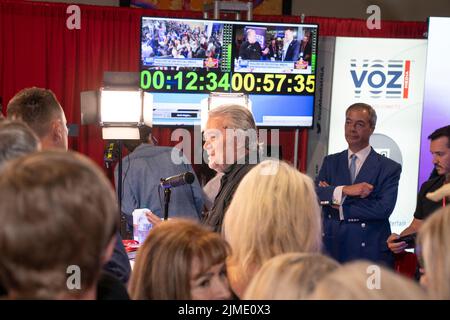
xmin=387 ymin=125 xmax=450 ymax=253
xmin=238 ymin=29 xmax=264 ymax=60
xmin=202 ymin=104 xmax=259 ymax=232
xmin=299 ymin=33 xmax=312 ymax=63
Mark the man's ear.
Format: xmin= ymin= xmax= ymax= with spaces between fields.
xmin=52 ymin=119 xmax=63 ymax=144
xmin=102 ymin=234 xmax=117 ymax=265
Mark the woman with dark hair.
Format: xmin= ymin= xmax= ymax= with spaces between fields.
xmin=129 ymin=219 xmax=232 ymax=300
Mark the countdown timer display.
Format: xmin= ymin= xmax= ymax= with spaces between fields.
xmin=140 ymin=16 xmax=318 ymax=127
xmin=141 ymin=70 xmax=315 ymax=95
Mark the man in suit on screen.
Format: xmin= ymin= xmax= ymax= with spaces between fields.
xmin=315 ymin=103 xmax=402 ymax=267
xmin=281 ymin=28 xmax=300 ymax=61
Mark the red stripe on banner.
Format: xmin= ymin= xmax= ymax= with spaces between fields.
xmin=403 ymin=60 xmax=410 ymax=98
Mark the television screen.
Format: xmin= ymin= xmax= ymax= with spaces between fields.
xmin=140 ymin=17 xmax=318 ymax=127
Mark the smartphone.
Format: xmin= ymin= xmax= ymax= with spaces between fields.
xmin=393 ymin=232 xmax=416 ymax=248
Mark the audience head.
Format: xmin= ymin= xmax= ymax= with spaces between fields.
xmin=223 ymin=160 xmax=322 ymax=297
xmin=0 ymin=120 xmax=40 ymax=171
xmin=345 ymin=102 xmax=376 ymax=152
xmin=427 ymin=125 xmax=450 ymax=176
xmin=0 ymin=150 xmax=119 ymax=299
xmin=284 ymin=28 xmax=294 ymax=42
xmin=302 ymin=32 xmax=310 ymax=42
xmin=129 ymin=219 xmax=231 ymax=300
xmin=246 ymin=29 xmax=256 ymax=44
xmin=417 ymin=206 xmax=450 ymax=299
xmin=123 ymin=125 xmax=153 ymax=153
xmin=244 ymin=253 xmax=339 ymax=300
xmin=7 ymin=87 xmax=68 ymax=150
xmin=309 ymin=261 xmax=427 ymax=300
xmin=203 ymin=104 xmax=257 ymax=173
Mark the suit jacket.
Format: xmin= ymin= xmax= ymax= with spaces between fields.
xmin=316 ymin=148 xmax=402 ymax=266
xmin=239 ymin=41 xmax=262 ymax=60
xmin=283 ymin=40 xmax=300 ymax=61
xmin=299 ymin=40 xmax=312 ymax=62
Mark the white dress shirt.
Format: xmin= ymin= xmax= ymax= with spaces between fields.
xmin=333 ymin=145 xmax=372 ymax=220
xmin=282 ymin=40 xmax=292 ymax=61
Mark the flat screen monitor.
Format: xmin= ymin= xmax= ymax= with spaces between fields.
xmin=140 ymin=17 xmax=318 ymax=127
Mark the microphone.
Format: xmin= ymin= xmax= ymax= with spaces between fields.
xmin=160 ymin=171 xmax=195 ymax=189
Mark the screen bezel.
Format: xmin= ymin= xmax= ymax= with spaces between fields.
xmin=140 ymin=15 xmax=319 ymax=129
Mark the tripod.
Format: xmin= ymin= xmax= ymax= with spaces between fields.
xmin=105 ymin=139 xmax=132 ymax=239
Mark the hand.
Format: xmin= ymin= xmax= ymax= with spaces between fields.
xmin=343 ymin=182 xmax=373 ymax=198
xmin=386 ymin=233 xmax=407 ymax=254
xmin=145 ymin=210 xmax=163 ymax=227
xmin=319 ymin=181 xmax=339 ymax=208
xmin=318 ymin=181 xmax=330 ymax=187
xmin=262 ymin=47 xmax=269 ymax=55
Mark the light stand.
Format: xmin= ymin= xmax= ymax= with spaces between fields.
xmin=81 ymin=72 xmax=153 ymax=240
xmin=116 ymin=140 xmax=128 ymax=237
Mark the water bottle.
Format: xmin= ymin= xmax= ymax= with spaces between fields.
xmin=132 ymin=208 xmax=152 ymax=244
xmin=136 ymin=216 xmax=152 ymax=244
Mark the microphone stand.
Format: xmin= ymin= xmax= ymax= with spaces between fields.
xmin=163 ymin=187 xmax=171 ymax=221
xmin=160 ymin=172 xmax=194 ymax=221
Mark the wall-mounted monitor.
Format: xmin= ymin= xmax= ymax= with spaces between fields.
xmin=140 ymin=17 xmax=318 ymax=127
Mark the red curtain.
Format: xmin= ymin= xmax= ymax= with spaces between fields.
xmin=0 ymin=0 xmax=426 ymax=176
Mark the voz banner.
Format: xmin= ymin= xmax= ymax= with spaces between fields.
xmin=350 ymin=59 xmax=410 ymax=99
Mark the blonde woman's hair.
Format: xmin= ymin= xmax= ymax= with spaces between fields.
xmin=309 ymin=261 xmax=428 ymax=300
xmin=244 ymin=253 xmax=339 ymax=300
xmin=129 ymin=219 xmax=230 ymax=300
xmin=223 ymin=160 xmax=322 ymax=288
xmin=417 ymin=206 xmax=450 ymax=299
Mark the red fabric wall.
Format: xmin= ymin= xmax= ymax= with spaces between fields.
xmin=0 ymin=0 xmax=426 ymax=175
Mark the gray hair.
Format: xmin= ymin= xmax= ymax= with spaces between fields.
xmin=346 ymin=103 xmax=377 ymax=128
xmin=0 ymin=120 xmax=40 ymax=170
xmin=208 ymin=104 xmax=256 ymax=131
xmin=208 ymin=104 xmax=258 ymax=153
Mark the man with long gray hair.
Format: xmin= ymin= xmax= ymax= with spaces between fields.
xmin=202 ymin=104 xmax=259 ymax=232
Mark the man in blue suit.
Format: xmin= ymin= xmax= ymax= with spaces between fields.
xmin=316 ymin=103 xmax=401 ymax=267
xmin=281 ymin=28 xmax=300 ymax=61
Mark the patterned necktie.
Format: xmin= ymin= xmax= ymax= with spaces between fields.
xmin=349 ymin=154 xmax=357 ymax=183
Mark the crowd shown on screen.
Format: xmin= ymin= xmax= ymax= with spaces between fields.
xmin=142 ymin=20 xmax=222 ymax=60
